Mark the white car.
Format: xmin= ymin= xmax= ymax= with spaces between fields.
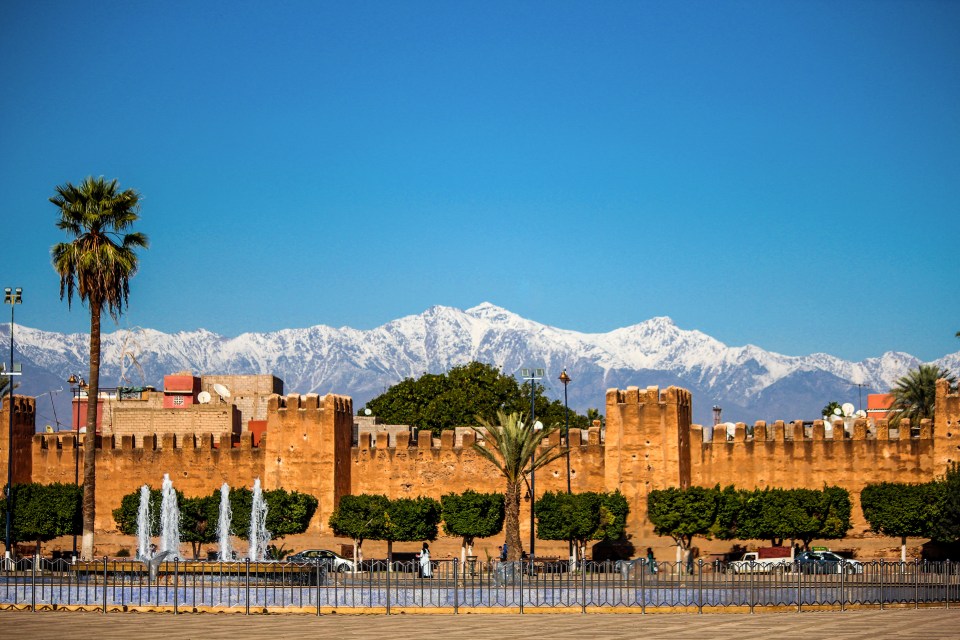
xmin=286 ymin=549 xmax=355 ymax=572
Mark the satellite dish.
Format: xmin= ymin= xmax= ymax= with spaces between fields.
xmin=842 ymin=403 xmax=855 ymax=417
xmin=833 ymin=407 xmax=842 ymax=416
xmin=364 ymin=408 xmax=372 ymax=416
xmin=197 ymin=391 xmax=211 ymax=404
xmin=213 ymin=383 xmax=231 ymax=400
xmin=855 ymin=409 xmax=867 ymax=418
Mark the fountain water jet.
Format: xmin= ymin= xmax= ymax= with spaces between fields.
xmin=248 ymin=478 xmax=271 ymax=561
xmin=217 ymin=483 xmax=233 ymax=560
xmin=159 ymin=473 xmax=181 ymax=559
xmin=136 ymin=485 xmax=152 ymax=560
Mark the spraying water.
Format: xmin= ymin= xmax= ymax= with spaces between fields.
xmin=159 ymin=473 xmax=181 ymax=559
xmin=248 ymin=478 xmax=271 ymax=561
xmin=136 ymin=484 xmax=152 ymax=560
xmin=217 ymin=483 xmax=233 ymax=561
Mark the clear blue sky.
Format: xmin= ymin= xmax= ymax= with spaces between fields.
xmin=1 ymin=1 xmax=958 ymax=362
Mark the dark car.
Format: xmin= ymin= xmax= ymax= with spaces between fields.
xmin=796 ymin=551 xmax=863 ymax=574
xmin=286 ymin=549 xmax=355 ymax=572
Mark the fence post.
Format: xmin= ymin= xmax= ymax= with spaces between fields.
xmin=245 ymin=559 xmax=250 ymax=615
xmin=102 ymin=557 xmax=108 ymax=614
xmin=797 ymin=561 xmax=802 ymax=613
xmin=749 ymin=565 xmax=755 ymax=614
xmin=316 ymin=562 xmax=322 ymax=616
xmin=640 ymin=559 xmax=646 ymax=614
xmin=839 ymin=559 xmax=845 ymax=612
xmin=518 ymin=560 xmax=524 ymax=615
xmin=173 ymin=558 xmax=179 ymax=615
xmin=697 ymin=559 xmax=703 ymax=614
xmin=31 ymin=557 xmax=36 ymax=611
xmin=453 ymin=558 xmax=459 ymax=614
xmin=879 ymin=560 xmax=884 ymax=610
xmin=915 ymin=559 xmax=920 ymax=609
xmin=580 ymin=558 xmax=586 ymax=615
xmin=386 ymin=560 xmax=391 ymax=615
xmin=947 ymin=560 xmax=952 ymax=609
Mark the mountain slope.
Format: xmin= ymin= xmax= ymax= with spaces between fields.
xmin=4 ymin=303 xmax=955 ymax=429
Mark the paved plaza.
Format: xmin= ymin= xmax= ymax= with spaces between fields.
xmin=2 ymin=608 xmax=960 ymax=640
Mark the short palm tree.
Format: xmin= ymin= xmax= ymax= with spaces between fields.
xmin=888 ymin=364 xmax=955 ymax=428
xmin=471 ymin=410 xmax=565 ymax=561
xmin=51 ymin=176 xmax=148 ymax=560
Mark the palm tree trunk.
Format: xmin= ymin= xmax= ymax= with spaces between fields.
xmin=80 ymin=305 xmax=101 ymax=560
xmin=504 ymin=479 xmax=522 ymax=561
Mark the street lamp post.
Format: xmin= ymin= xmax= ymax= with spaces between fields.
xmin=521 ymin=367 xmax=544 ymax=560
xmin=4 ymin=287 xmax=22 ymax=561
xmin=558 ymin=369 xmax=572 ymax=561
xmin=67 ymin=373 xmax=86 ymax=559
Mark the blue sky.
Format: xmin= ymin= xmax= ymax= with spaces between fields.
xmin=1 ymin=1 xmax=958 ymax=362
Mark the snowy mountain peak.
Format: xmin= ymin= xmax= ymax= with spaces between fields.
xmin=8 ymin=303 xmax=958 ymax=428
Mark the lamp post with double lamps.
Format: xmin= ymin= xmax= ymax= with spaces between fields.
xmin=521 ymin=367 xmax=544 ymax=560
xmin=67 ymin=373 xmax=86 ymax=559
xmin=4 ymin=287 xmax=22 ymax=562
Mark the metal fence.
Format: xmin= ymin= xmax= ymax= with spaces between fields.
xmin=1 ymin=557 xmax=957 ymax=614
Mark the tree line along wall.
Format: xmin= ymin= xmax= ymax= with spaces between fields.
xmin=9 ymin=379 xmax=960 ymax=546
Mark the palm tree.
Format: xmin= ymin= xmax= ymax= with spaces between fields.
xmin=888 ymin=364 xmax=956 ymax=429
xmin=471 ymin=410 xmax=565 ymax=561
xmin=51 ymin=176 xmax=148 ymax=560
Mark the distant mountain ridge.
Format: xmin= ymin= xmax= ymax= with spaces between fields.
xmin=5 ymin=302 xmax=959 ymax=428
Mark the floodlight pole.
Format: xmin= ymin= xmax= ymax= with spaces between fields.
xmin=559 ymin=369 xmax=572 ymax=561
xmin=521 ymin=368 xmax=544 ymax=560
xmin=4 ymin=287 xmax=22 ymax=561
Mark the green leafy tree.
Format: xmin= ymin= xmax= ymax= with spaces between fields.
xmin=861 ymin=481 xmax=943 ymax=561
xmin=888 ymin=364 xmax=956 ymax=428
xmin=737 ymin=486 xmax=851 ymax=549
xmin=365 ymin=362 xmax=591 ymax=433
xmin=113 ymin=487 xmax=168 ymax=537
xmin=180 ymin=495 xmax=218 ymax=560
xmin=710 ymin=485 xmax=748 ymax=540
xmin=0 ymin=483 xmax=81 ymax=554
xmin=328 ymin=493 xmax=390 ymax=569
xmin=536 ymin=490 xmax=629 ymax=562
xmin=227 ymin=486 xmax=316 ymax=541
xmin=471 ymin=410 xmax=565 ymax=561
xmin=440 ymin=490 xmax=504 ymax=563
xmin=382 ymin=496 xmax=441 ymax=564
xmin=931 ymin=463 xmax=960 ymax=544
xmin=51 ymin=176 xmax=148 ymax=560
xmin=647 ymin=486 xmax=720 ymax=560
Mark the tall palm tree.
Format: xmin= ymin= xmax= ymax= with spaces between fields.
xmin=888 ymin=364 xmax=956 ymax=428
xmin=471 ymin=410 xmax=565 ymax=561
xmin=51 ymin=176 xmax=148 ymax=560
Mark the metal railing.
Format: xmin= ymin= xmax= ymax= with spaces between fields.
xmin=1 ymin=557 xmax=956 ymax=614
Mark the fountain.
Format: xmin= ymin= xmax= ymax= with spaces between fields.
xmin=136 ymin=484 xmax=152 ymax=560
xmin=217 ymin=483 xmax=233 ymax=560
xmin=159 ymin=473 xmax=181 ymax=559
xmin=248 ymin=478 xmax=271 ymax=561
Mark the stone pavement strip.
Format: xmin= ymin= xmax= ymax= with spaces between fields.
xmin=2 ymin=609 xmax=960 ymax=640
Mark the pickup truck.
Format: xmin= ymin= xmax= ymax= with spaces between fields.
xmin=727 ymin=550 xmax=793 ymax=574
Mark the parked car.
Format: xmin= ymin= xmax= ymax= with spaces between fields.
xmin=286 ymin=549 xmax=355 ymax=572
xmin=727 ymin=552 xmax=791 ymax=574
xmin=795 ymin=551 xmax=863 ymax=574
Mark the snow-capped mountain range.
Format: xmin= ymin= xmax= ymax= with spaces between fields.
xmin=5 ymin=302 xmax=958 ymax=429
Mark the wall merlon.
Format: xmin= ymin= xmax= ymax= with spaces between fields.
xmin=396 ymin=430 xmax=410 ymax=449
xmin=376 ymin=432 xmax=389 ymax=449
xmin=358 ymin=432 xmax=372 ymax=450
xmin=569 ymin=429 xmax=582 ymax=447
xmin=588 ymin=426 xmax=601 ymax=445
xmin=920 ymin=418 xmax=933 ymax=439
xmin=754 ymin=422 xmax=767 ymax=441
xmin=812 ymin=420 xmax=825 ymax=441
xmin=440 ymin=430 xmax=454 ymax=449
xmin=121 ymin=435 xmax=134 ymax=450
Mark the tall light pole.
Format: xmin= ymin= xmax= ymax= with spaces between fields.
xmin=67 ymin=373 xmax=85 ymax=559
xmin=521 ymin=367 xmax=544 ymax=560
xmin=4 ymin=287 xmax=22 ymax=561
xmin=558 ymin=369 xmax=572 ymax=561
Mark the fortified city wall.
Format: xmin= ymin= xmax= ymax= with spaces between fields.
xmin=3 ymin=379 xmax=958 ymax=549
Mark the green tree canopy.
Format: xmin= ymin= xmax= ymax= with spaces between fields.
xmin=440 ymin=490 xmax=504 ymax=559
xmin=113 ymin=486 xmax=174 ymax=536
xmin=0 ymin=483 xmax=81 ymax=553
xmin=180 ymin=495 xmax=218 ymax=560
xmin=931 ymin=463 xmax=960 ymax=544
xmin=536 ymin=490 xmax=629 ymax=560
xmin=328 ymin=493 xmax=390 ymax=567
xmin=861 ymin=481 xmax=943 ymax=561
xmin=382 ymin=496 xmax=442 ymax=561
xmin=227 ymin=487 xmax=317 ymax=540
xmin=647 ymin=485 xmax=720 ymax=550
xmin=364 ymin=361 xmax=593 ymax=433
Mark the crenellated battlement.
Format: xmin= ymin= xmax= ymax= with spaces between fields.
xmin=31 ymin=431 xmax=268 ymax=451
xmin=692 ymin=417 xmax=934 ymax=445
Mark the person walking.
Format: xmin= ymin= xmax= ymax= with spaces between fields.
xmin=418 ymin=542 xmax=432 ymax=578
xmin=646 ymin=547 xmax=657 ymax=574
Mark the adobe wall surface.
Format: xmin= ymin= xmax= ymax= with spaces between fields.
xmin=0 ymin=396 xmax=36 ymax=485
xmin=350 ymin=425 xmax=606 ymax=544
xmin=31 ymin=432 xmax=266 ymax=531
